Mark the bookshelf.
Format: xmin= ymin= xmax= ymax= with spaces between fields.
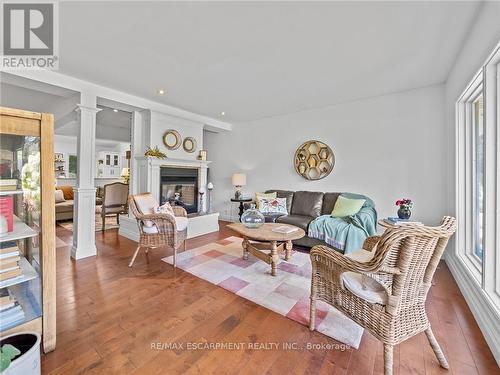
xmin=0 ymin=107 xmax=56 ymax=352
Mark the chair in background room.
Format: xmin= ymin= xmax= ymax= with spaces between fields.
xmin=309 ymin=217 xmax=457 ymax=375
xmin=128 ymin=192 xmax=188 ymax=267
xmin=100 ymin=182 xmax=129 ymax=231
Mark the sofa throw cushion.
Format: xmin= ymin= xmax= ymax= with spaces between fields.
xmin=56 ymin=185 xmax=74 ymax=200
xmin=258 ymin=197 xmax=288 ymax=215
xmin=54 ymin=189 xmax=66 ymax=203
xmin=331 ymin=196 xmax=365 ymax=217
xmin=156 ymin=202 xmax=175 ymax=216
xmin=255 ymin=192 xmax=276 ymax=209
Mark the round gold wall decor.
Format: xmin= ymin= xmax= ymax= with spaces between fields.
xmin=294 ymin=140 xmax=335 ymax=180
xmin=183 ymin=137 xmax=197 ymax=153
xmin=163 ymin=130 xmax=181 ymax=150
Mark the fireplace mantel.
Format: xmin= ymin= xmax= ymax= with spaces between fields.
xmin=135 ymin=156 xmax=212 ymax=168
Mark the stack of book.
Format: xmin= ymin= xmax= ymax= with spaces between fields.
xmin=0 ymin=241 xmax=21 ymax=282
xmin=0 ymin=179 xmax=18 ymax=191
xmin=383 ymin=217 xmax=423 ymax=226
xmin=0 ymin=288 xmax=25 ymax=330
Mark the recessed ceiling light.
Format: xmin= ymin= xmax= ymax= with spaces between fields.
xmin=220 ymin=112 xmax=226 ymax=116
xmin=157 ymin=89 xmax=165 ymax=95
xmin=113 ymin=109 xmax=118 ymax=113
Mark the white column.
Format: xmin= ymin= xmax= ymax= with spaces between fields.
xmin=71 ymin=97 xmax=101 ymax=260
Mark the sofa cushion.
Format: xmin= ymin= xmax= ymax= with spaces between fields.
xmin=321 ymin=192 xmax=341 ymax=215
xmin=255 ymin=192 xmax=276 ymax=209
xmin=55 ymin=189 xmax=66 ymax=203
xmin=331 ymin=196 xmax=366 ymax=217
xmin=276 ymin=214 xmax=314 ymax=232
xmin=265 ymin=190 xmax=294 ymax=213
xmin=56 ymin=185 xmax=73 ymax=200
xmin=290 ymin=191 xmax=323 ymax=217
xmin=258 ymin=197 xmax=288 ymax=215
xmin=55 ymin=200 xmax=74 ymax=213
xmin=263 ymin=213 xmax=286 ymax=223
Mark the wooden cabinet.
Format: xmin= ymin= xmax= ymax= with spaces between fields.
xmin=0 ymin=107 xmax=56 ymax=353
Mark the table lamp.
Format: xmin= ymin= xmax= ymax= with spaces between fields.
xmin=121 ymin=168 xmax=130 ymax=184
xmin=231 ymin=173 xmax=246 ymax=199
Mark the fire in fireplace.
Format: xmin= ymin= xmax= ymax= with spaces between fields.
xmin=160 ymin=167 xmax=199 ymax=214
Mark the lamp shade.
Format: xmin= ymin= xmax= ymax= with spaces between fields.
xmin=121 ymin=168 xmax=130 ymax=177
xmin=232 ymin=173 xmax=246 ymax=186
xmin=207 ymin=182 xmax=214 ymax=190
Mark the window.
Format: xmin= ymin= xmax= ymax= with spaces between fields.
xmin=455 ymin=41 xmax=500 ymax=306
xmin=472 ymin=94 xmax=484 ymax=262
xmin=68 ymin=154 xmax=77 ymax=178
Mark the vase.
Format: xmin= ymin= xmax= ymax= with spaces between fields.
xmin=241 ymin=205 xmax=265 ymax=228
xmin=397 ymin=206 xmax=411 ymax=220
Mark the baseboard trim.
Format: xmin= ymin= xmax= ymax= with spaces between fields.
xmin=445 ymin=253 xmax=500 ymax=366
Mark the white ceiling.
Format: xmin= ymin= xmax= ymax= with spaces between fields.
xmin=57 ymin=2 xmax=479 ymax=122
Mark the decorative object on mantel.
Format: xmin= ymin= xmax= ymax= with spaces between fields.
xmin=206 ymin=182 xmax=214 ymax=213
xmin=240 ymin=204 xmax=265 ymax=229
xmin=183 ymin=137 xmax=197 ymax=153
xmin=396 ymin=198 xmax=413 ymax=219
xmin=294 ymin=140 xmax=335 ymax=180
xmin=144 ymin=146 xmax=166 ymax=159
xmin=197 ymin=149 xmax=207 ymax=161
xmin=231 ymin=173 xmax=246 ymax=199
xmin=198 ymin=188 xmax=205 ymax=214
xmin=162 ymin=129 xmax=182 ymax=150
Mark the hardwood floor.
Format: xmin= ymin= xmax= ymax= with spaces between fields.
xmin=43 ymin=221 xmax=499 ymax=374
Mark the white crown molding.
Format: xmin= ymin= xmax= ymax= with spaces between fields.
xmin=3 ymin=70 xmax=232 ymax=132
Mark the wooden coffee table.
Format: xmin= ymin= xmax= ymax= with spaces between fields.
xmin=227 ymin=223 xmax=305 ymax=276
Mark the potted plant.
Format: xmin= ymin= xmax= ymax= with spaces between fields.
xmin=0 ymin=332 xmax=40 ymax=374
xmin=396 ymin=198 xmax=413 ymax=219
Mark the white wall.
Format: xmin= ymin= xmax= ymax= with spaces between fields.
xmin=205 ymin=84 xmax=446 ymax=223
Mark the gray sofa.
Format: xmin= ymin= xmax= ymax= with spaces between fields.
xmin=247 ymin=189 xmax=370 ymax=251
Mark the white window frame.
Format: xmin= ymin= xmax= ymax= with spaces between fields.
xmin=455 ymin=41 xmax=500 ymax=307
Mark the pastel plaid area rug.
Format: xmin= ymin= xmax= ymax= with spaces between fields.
xmin=162 ymin=236 xmax=363 ymax=348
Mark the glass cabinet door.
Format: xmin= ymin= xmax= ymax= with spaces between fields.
xmin=0 ymin=133 xmax=42 ymax=332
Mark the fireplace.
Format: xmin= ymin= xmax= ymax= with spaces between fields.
xmin=160 ymin=167 xmax=199 ymax=214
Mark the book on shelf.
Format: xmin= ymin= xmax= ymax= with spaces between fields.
xmin=0 ymin=179 xmax=18 ymax=190
xmin=0 ymin=195 xmax=13 ymax=231
xmin=0 ymin=241 xmax=17 ymax=254
xmin=0 ymin=260 xmax=19 ymax=271
xmin=272 ymin=225 xmax=299 ymax=234
xmin=0 ymin=179 xmax=17 ymax=186
xmin=0 ymin=268 xmax=21 ymax=281
xmin=0 ymin=288 xmax=12 ymax=305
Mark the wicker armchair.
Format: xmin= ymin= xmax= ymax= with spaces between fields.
xmin=128 ymin=193 xmax=188 ymax=267
xmin=310 ymin=216 xmax=457 ymax=375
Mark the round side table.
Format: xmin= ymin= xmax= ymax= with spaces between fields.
xmin=231 ymin=197 xmax=252 ymax=221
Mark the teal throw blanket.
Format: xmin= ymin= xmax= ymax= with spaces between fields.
xmin=308 ymin=193 xmax=377 ymax=254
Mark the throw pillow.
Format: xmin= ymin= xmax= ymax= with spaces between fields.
xmin=331 ymin=195 xmax=366 ymax=217
xmin=54 ymin=189 xmax=66 ymax=203
xmin=255 ymin=192 xmax=277 ymax=209
xmin=156 ymin=202 xmax=175 ymax=216
xmin=258 ymin=197 xmax=288 ymax=214
xmin=56 ymin=185 xmax=74 ymax=200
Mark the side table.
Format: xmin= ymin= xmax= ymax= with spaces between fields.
xmin=231 ymin=197 xmax=252 ymax=222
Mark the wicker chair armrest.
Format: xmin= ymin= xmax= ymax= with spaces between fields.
xmin=139 ymin=213 xmax=177 ymax=233
xmin=362 ymin=236 xmax=381 ymax=251
xmin=172 ymin=206 xmax=187 ymax=217
xmin=310 ymin=245 xmax=382 ymax=274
